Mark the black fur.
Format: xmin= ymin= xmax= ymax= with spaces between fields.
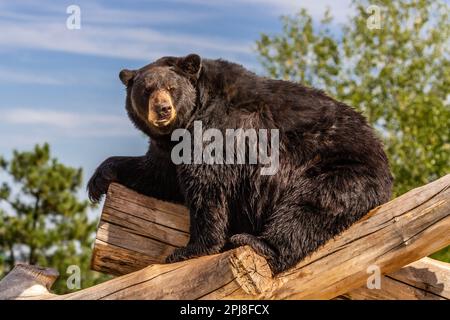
xmin=88 ymin=54 xmax=393 ymax=274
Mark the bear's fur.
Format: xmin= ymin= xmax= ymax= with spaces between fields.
xmin=88 ymin=54 xmax=393 ymax=274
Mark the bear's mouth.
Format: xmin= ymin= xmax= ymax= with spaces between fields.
xmin=153 ymin=118 xmax=171 ymax=127
xmin=152 ymin=110 xmax=177 ymax=127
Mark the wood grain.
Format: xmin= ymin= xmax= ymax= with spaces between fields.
xmin=340 ymin=257 xmax=450 ymax=300
xmin=91 ymin=183 xmax=189 ymax=275
xmin=91 ymin=179 xmax=450 ymax=300
xmin=1 ymin=174 xmax=449 ymax=300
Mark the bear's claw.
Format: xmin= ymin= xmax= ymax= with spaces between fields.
xmin=87 ymin=158 xmax=118 ymax=203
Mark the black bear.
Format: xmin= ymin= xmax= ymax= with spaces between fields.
xmin=88 ymin=54 xmax=393 ymax=274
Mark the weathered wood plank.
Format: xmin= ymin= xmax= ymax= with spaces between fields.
xmin=91 ymin=240 xmax=159 ymax=276
xmin=1 ymin=174 xmax=449 ymax=300
xmin=90 ymin=178 xmax=450 ymax=300
xmin=0 ymin=264 xmax=58 ymax=300
xmin=102 ymin=205 xmax=189 ymax=247
xmin=340 ymin=257 xmax=450 ymax=300
xmin=90 ymin=183 xmax=190 ymax=275
xmin=268 ymin=174 xmax=450 ymax=299
xmin=107 ymin=183 xmax=189 ymax=226
xmin=96 ymin=222 xmax=177 ymax=259
xmin=391 ymin=257 xmax=450 ymax=298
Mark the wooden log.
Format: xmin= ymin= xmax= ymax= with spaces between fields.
xmin=1 ymin=174 xmax=450 ymax=300
xmin=90 ymin=183 xmax=189 ymax=275
xmin=268 ymin=173 xmax=450 ymax=300
xmin=2 ymin=251 xmax=449 ymax=300
xmin=0 ymin=264 xmax=58 ymax=300
xmin=91 ymin=182 xmax=450 ymax=300
xmin=1 ymin=246 xmax=271 ymax=300
xmin=340 ymin=257 xmax=450 ymax=300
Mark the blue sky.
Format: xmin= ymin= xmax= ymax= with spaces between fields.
xmin=0 ymin=0 xmax=353 ymax=212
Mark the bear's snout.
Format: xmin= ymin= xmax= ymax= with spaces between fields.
xmin=155 ymin=103 xmax=172 ymax=118
xmin=148 ymin=89 xmax=177 ymax=127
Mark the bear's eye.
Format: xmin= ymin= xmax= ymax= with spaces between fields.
xmin=143 ymin=87 xmax=153 ymax=95
xmin=167 ymin=86 xmax=175 ymax=92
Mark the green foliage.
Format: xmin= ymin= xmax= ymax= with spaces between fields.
xmin=0 ymin=143 xmax=109 ymax=293
xmin=257 ymin=0 xmax=450 ymax=260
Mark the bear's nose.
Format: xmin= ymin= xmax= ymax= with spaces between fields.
xmin=155 ymin=104 xmax=172 ymax=116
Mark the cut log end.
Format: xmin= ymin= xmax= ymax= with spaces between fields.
xmin=229 ymin=246 xmax=273 ymax=296
xmin=0 ymin=264 xmax=58 ymax=300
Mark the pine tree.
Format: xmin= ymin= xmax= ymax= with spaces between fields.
xmin=0 ymin=143 xmax=109 ymax=293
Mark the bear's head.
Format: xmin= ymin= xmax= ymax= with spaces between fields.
xmin=119 ymin=54 xmax=202 ymax=137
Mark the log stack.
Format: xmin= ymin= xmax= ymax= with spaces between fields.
xmin=1 ymin=174 xmax=450 ymax=300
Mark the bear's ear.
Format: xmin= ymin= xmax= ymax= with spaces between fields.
xmin=178 ymin=54 xmax=202 ymax=77
xmin=119 ymin=69 xmax=136 ymax=86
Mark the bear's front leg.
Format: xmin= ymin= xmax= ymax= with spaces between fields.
xmin=88 ymin=154 xmax=183 ymax=203
xmin=166 ymin=198 xmax=228 ymax=263
xmin=87 ymin=156 xmax=141 ymax=202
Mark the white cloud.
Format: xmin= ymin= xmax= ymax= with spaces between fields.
xmin=0 ymin=0 xmax=253 ymax=62
xmin=0 ymin=0 xmax=351 ymax=63
xmin=172 ymin=0 xmax=353 ymax=23
xmin=254 ymin=0 xmax=352 ymax=21
xmin=1 ymin=108 xmax=136 ymax=137
xmin=79 ymin=3 xmax=209 ymax=26
xmin=0 ymin=20 xmax=252 ymax=61
xmin=0 ymin=1 xmax=206 ymax=26
xmin=0 ymin=67 xmax=64 ymax=85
